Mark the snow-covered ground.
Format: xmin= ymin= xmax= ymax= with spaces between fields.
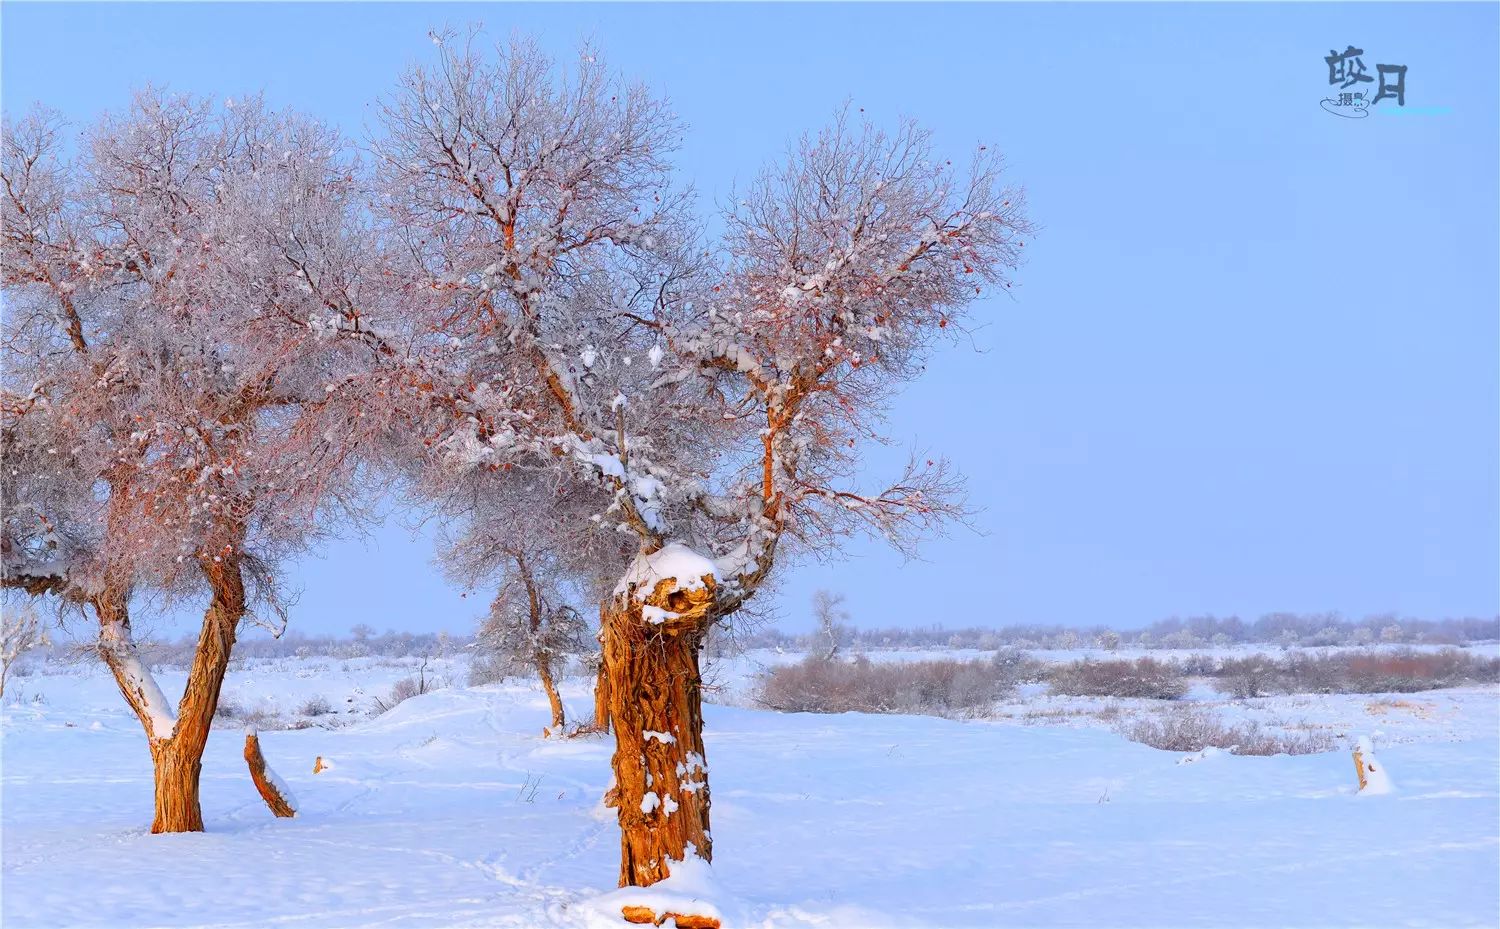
xmin=3 ymin=654 xmax=1497 ymax=928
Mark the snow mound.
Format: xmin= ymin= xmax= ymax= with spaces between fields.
xmin=1355 ymin=735 xmax=1397 ymax=795
xmin=579 ymin=851 xmax=742 ymax=928
xmin=1178 ymin=746 xmax=1230 ymax=765
xmin=615 ymin=542 xmax=718 ymax=600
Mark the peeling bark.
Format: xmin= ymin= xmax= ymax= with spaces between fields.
xmin=149 ymin=742 xmax=204 ymax=833
xmin=603 ymin=574 xmax=716 ymax=887
xmin=148 ymin=553 xmax=244 ymax=833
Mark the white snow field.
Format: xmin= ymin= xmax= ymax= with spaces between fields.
xmin=3 ymin=657 xmax=1497 ymax=928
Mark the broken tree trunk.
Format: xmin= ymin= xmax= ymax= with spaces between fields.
xmin=244 ymin=729 xmax=297 ymax=817
xmin=622 ymin=905 xmax=721 ymax=928
xmin=602 ymin=573 xmax=717 ymax=887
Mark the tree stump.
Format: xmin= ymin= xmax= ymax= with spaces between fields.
xmin=243 ymin=730 xmax=296 ymax=818
xmin=620 ymin=905 xmax=720 ymax=929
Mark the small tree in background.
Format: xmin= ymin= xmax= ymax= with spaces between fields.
xmin=811 ymin=590 xmax=850 ymax=661
xmin=473 ymin=551 xmax=588 ymax=734
xmin=427 ymin=466 xmax=627 ymax=735
xmin=0 ymin=601 xmax=48 ymax=698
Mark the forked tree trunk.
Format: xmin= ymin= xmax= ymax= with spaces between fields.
xmin=603 ymin=575 xmax=717 ymax=887
xmin=536 ymin=653 xmax=566 ymax=734
xmin=92 ymin=552 xmax=247 ymax=833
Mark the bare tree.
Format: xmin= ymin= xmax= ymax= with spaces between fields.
xmin=372 ymin=32 xmax=1032 ymax=897
xmin=2 ymin=93 xmax=375 ymax=831
xmin=0 ymin=601 xmax=47 ymax=697
xmin=475 ymin=550 xmax=588 ymax=734
xmin=587 ymin=108 xmax=1031 ymax=890
xmin=428 ymin=471 xmax=609 ymax=735
xmin=811 ymin=590 xmax=850 ymax=661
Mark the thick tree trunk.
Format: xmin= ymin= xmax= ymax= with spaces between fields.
xmin=90 ymin=551 xmax=247 ymax=834
xmin=150 ymin=742 xmax=205 ymax=833
xmin=149 ymin=554 xmax=246 ymax=832
xmin=603 ymin=575 xmax=717 ymax=887
xmin=536 ymin=653 xmax=566 ymax=734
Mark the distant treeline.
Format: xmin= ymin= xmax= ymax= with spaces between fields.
xmin=33 ymin=626 xmax=479 ymax=667
xmin=737 ymin=612 xmax=1500 ymax=652
xmin=36 ymin=613 xmax=1499 ymax=667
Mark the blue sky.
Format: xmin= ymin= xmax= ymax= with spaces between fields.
xmin=4 ymin=3 xmax=1496 ymax=636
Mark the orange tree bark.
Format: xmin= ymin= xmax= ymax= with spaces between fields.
xmin=155 ymin=554 xmax=245 ymax=832
xmin=244 ymin=730 xmax=297 ymax=818
xmin=537 ymin=653 xmax=566 ymax=734
xmin=602 ymin=574 xmax=717 ymax=887
xmin=592 ymin=603 xmax=612 ymax=733
xmin=90 ymin=554 xmax=247 ymax=833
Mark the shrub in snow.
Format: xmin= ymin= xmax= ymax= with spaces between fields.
xmin=1214 ymin=655 xmax=1291 ymax=699
xmin=1173 ymin=652 xmax=1222 ymax=676
xmin=1267 ymin=648 xmax=1497 ymax=695
xmin=298 ymin=695 xmax=333 ymax=717
xmin=1048 ymin=657 xmax=1188 ymax=700
xmin=467 ymin=654 xmax=511 ymax=688
xmin=991 ymin=646 xmax=1043 ymax=686
xmin=757 ymin=655 xmax=1021 ymax=718
xmin=373 ymin=670 xmax=440 ymax=715
xmin=1119 ymin=709 xmax=1335 ymax=756
xmin=213 ymin=699 xmax=288 ymax=732
xmin=1202 ymin=648 xmax=1499 ymax=698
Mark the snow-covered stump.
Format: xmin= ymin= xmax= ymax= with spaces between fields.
xmin=603 ymin=549 xmax=719 ymax=893
xmin=621 ymin=904 xmax=720 ymax=929
xmin=1352 ymin=735 xmax=1395 ymax=795
xmin=587 ymin=853 xmax=726 ymax=929
xmin=243 ymin=728 xmax=297 ymax=818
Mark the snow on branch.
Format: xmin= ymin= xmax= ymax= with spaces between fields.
xmin=98 ymin=617 xmax=177 ymax=741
